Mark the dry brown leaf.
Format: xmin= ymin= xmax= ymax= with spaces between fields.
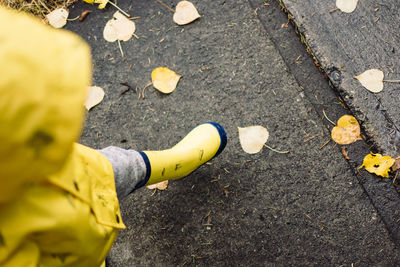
xmin=354 ymin=69 xmax=384 ymax=93
xmin=79 ymin=10 xmax=92 ymax=21
xmin=238 ymin=126 xmax=269 ymax=154
xmin=85 ymin=86 xmax=105 ymax=110
xmin=336 ymin=0 xmax=358 ymax=13
xmin=173 ymin=1 xmax=201 ymax=25
xmin=341 ymin=146 xmax=351 ymax=160
xmin=331 ymin=115 xmax=362 ymax=145
xmin=392 ymin=157 xmax=400 ymax=172
xmin=147 ymin=180 xmax=168 ymax=190
xmin=46 ymin=8 xmax=69 ymax=28
xmin=151 ymin=67 xmax=181 ymax=94
xmin=103 ymin=11 xmax=136 ymax=42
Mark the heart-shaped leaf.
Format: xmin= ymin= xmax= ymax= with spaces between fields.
xmin=85 ymin=86 xmax=105 ymax=110
xmin=354 ymin=69 xmax=384 ymax=93
xmin=173 ymin=1 xmax=201 ymax=25
xmin=331 ymin=115 xmax=362 ymax=145
xmin=238 ymin=126 xmax=269 ymax=154
xmin=336 ymin=0 xmax=358 ymax=13
xmin=46 ymin=8 xmax=69 ymax=28
xmin=103 ymin=11 xmax=135 ymax=42
xmin=151 ymin=67 xmax=181 ymax=94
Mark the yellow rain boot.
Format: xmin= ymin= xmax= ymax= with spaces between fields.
xmin=138 ymin=122 xmax=227 ymax=187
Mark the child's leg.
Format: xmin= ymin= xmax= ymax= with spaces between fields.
xmin=100 ymin=122 xmax=227 ymax=201
xmin=99 ymin=146 xmax=148 ymax=201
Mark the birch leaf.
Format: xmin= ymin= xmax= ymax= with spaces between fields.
xmin=151 ymin=67 xmax=181 ymax=94
xmin=173 ymin=1 xmax=201 ymax=25
xmin=238 ymin=126 xmax=269 ymax=154
xmin=331 ymin=115 xmax=362 ymax=144
xmin=336 ymin=0 xmax=358 ymax=13
xmin=147 ymin=180 xmax=168 ymax=190
xmin=46 ymin=8 xmax=69 ymax=28
xmin=83 ymin=0 xmax=109 ymax=9
xmin=360 ymin=153 xmax=395 ymax=178
xmin=103 ymin=11 xmax=136 ymax=42
xmin=354 ymin=69 xmax=384 ymax=93
xmin=85 ymin=86 xmax=104 ymax=110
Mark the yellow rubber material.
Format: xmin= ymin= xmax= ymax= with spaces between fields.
xmin=144 ymin=123 xmax=222 ymax=185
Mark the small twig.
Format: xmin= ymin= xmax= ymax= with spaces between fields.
xmin=383 ymin=79 xmax=400 ymax=83
xmin=304 ymin=135 xmax=315 ymax=143
xmin=393 ymin=171 xmax=400 ymax=189
xmin=203 ymin=211 xmax=211 ymax=219
xmin=31 ymin=0 xmax=43 ymax=15
xmin=120 ymin=82 xmax=135 ymax=96
xmin=118 ymin=40 xmax=124 ymax=57
xmin=108 ymin=1 xmax=130 ymax=17
xmin=133 ymin=33 xmax=140 ymax=39
xmin=37 ymin=0 xmax=51 ymax=13
xmin=157 ymin=0 xmax=175 ymax=13
xmin=319 ymin=139 xmax=331 ymax=150
xmin=142 ymin=82 xmax=152 ymax=99
xmin=322 ymin=109 xmax=336 ymax=125
xmin=264 ymin=144 xmax=290 ymax=154
xmin=129 ymin=16 xmax=141 ymax=20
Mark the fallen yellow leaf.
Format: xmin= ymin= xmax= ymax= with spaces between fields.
xmin=354 ymin=69 xmax=384 ymax=93
xmin=336 ymin=0 xmax=358 ymax=13
xmin=151 ymin=67 xmax=181 ymax=94
xmin=83 ymin=0 xmax=108 ymax=9
xmin=147 ymin=180 xmax=168 ymax=190
xmin=331 ymin=115 xmax=362 ymax=145
xmin=238 ymin=126 xmax=269 ymax=154
xmin=173 ymin=1 xmax=201 ymax=25
xmin=360 ymin=153 xmax=395 ymax=178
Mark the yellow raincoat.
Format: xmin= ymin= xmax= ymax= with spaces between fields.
xmin=0 ymin=7 xmax=125 ymax=267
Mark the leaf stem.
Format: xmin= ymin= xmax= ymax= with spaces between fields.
xmin=118 ymin=40 xmax=124 ymax=57
xmin=383 ymin=79 xmax=400 ymax=83
xmin=264 ymin=144 xmax=290 ymax=154
xmin=142 ymin=82 xmax=152 ymax=99
xmin=322 ymin=109 xmax=336 ymax=126
xmin=67 ymin=15 xmax=80 ymax=21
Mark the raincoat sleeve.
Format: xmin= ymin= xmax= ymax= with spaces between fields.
xmin=1 ymin=241 xmax=40 ymax=267
xmin=0 ymin=144 xmax=125 ymax=267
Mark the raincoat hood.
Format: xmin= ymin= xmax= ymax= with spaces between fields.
xmin=0 ymin=7 xmax=91 ymax=203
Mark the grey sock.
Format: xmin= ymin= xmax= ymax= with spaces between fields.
xmin=99 ymin=146 xmax=147 ymax=201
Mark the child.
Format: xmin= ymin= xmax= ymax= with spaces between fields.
xmin=0 ymin=6 xmax=226 ymax=267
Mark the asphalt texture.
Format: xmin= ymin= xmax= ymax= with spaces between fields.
xmin=64 ymin=0 xmax=400 ymax=265
xmin=278 ymin=0 xmax=400 ymax=157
